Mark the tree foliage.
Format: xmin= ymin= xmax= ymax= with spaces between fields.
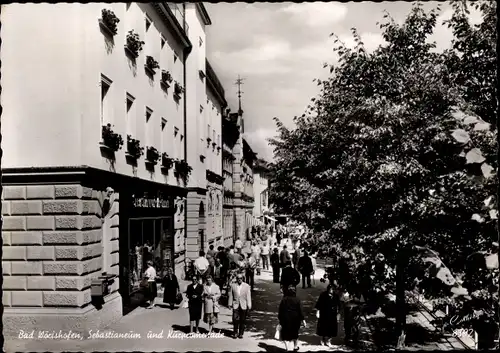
xmin=268 ymin=0 xmax=497 ymax=345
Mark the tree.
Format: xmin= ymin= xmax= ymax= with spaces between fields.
xmin=268 ymin=1 xmax=497 ymax=348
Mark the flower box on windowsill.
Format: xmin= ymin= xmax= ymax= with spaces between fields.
xmin=145 ymin=65 xmax=156 ymax=77
xmin=99 ymin=142 xmax=115 ymax=154
xmin=160 ymin=80 xmax=171 ymax=89
xmin=124 ymin=45 xmax=139 ymax=59
xmin=161 ymin=154 xmax=174 ymax=171
xmin=99 ymin=19 xmax=117 ymax=37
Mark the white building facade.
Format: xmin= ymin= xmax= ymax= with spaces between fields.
xmin=0 ymin=2 xmax=222 ymax=337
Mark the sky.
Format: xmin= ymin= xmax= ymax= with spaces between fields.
xmin=205 ymin=1 xmax=482 ymax=161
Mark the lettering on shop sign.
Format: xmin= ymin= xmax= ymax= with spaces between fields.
xmin=132 ymin=194 xmax=171 ymax=208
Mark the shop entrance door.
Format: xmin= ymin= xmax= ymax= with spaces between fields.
xmin=124 ymin=216 xmax=173 ymax=315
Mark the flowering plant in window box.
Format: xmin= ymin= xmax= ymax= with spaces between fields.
xmin=161 ymin=70 xmax=173 ymax=86
xmin=100 ymin=9 xmax=120 ymax=36
xmin=174 ymin=81 xmax=184 ymax=97
xmin=100 ymin=124 xmax=124 ymax=152
xmin=161 ymin=153 xmax=174 ymax=170
xmin=145 ymin=146 xmax=160 ymax=164
xmin=145 ymin=56 xmax=160 ymax=76
xmin=125 ymin=30 xmax=144 ymax=58
xmin=126 ymin=135 xmax=144 ymax=159
xmin=174 ymin=159 xmax=192 ymax=183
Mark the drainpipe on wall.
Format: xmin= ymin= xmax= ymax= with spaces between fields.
xmin=182 ymin=2 xmax=191 ymax=270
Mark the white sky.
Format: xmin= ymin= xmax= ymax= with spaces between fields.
xmin=205 ymin=1 xmax=483 ymax=161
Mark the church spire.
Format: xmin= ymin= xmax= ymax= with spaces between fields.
xmin=235 ymin=75 xmax=245 ymax=115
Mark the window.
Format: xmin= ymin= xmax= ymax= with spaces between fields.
xmin=100 ymin=74 xmax=112 ymax=125
xmin=145 ymin=107 xmax=153 ymax=145
xmin=161 ymin=118 xmax=167 ymax=131
xmin=146 ymin=107 xmax=152 ymax=122
xmin=213 ymin=129 xmax=216 ymax=143
xmin=145 ymin=15 xmax=152 ymax=31
xmin=174 ymin=126 xmax=179 ymax=136
xmin=200 ymin=105 xmax=204 ymax=114
xmin=126 ymin=3 xmax=131 ymax=10
xmin=174 ymin=51 xmax=178 ymax=63
xmin=161 ymin=35 xmax=166 ymax=49
xmin=207 ymin=124 xmax=211 ymax=140
xmin=199 ymin=37 xmax=203 ymax=47
xmin=126 ymin=93 xmax=135 ymax=135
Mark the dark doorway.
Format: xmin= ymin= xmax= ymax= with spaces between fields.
xmin=198 ymin=201 xmax=205 ymax=252
xmin=123 ymin=217 xmax=173 ymax=315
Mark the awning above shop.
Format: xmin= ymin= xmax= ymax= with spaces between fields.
xmin=265 ymin=215 xmax=278 ymax=222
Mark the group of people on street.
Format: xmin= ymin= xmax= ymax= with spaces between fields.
xmin=138 ymin=232 xmax=354 ymax=348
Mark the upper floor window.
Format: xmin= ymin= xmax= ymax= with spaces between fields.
xmin=174 ymin=51 xmax=179 ymax=63
xmin=161 ymin=118 xmax=167 ymax=131
xmin=100 ymin=74 xmax=112 ymax=125
xmin=161 ymin=35 xmax=166 ymax=49
xmin=145 ymin=15 xmax=152 ymax=32
xmin=199 ymin=37 xmax=203 ymax=47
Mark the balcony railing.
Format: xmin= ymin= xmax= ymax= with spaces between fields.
xmin=167 ymin=2 xmax=189 ymax=37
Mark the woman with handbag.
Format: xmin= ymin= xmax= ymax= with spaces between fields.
xmin=203 ymin=275 xmax=221 ymax=334
xmin=162 ymin=267 xmax=180 ymax=310
xmin=186 ymin=275 xmax=204 ymax=333
xmin=315 ymin=283 xmax=341 ymax=347
xmin=144 ymin=261 xmax=157 ymax=309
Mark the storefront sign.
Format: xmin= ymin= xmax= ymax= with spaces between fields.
xmin=132 ymin=193 xmax=171 ymax=208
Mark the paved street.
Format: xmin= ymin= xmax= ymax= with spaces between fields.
xmin=5 ymin=268 xmax=351 ymax=352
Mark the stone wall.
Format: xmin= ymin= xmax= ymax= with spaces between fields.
xmin=1 ymin=183 xmax=122 ymax=336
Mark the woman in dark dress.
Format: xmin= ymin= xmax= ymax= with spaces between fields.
xmin=162 ymin=267 xmax=179 ymax=309
xmin=315 ymin=284 xmax=341 ymax=347
xmin=186 ymin=275 xmax=204 ymax=333
xmin=271 ymin=248 xmax=281 ymax=283
xmin=278 ymin=286 xmax=306 ymax=351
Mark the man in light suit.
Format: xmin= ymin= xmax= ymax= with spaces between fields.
xmin=228 ymin=273 xmax=252 ymax=339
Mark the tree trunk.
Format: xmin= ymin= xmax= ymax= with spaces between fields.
xmin=395 ymin=246 xmax=407 ymax=350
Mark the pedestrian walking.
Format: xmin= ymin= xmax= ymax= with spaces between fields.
xmin=310 ymin=252 xmax=318 ymax=284
xmin=186 ymin=275 xmax=204 ymax=333
xmin=203 ymin=275 xmax=221 ymax=334
xmin=261 ymin=240 xmax=270 ymax=271
xmin=228 ymin=273 xmax=252 ymax=339
xmin=143 ymin=261 xmax=157 ymax=309
xmin=213 ymin=258 xmax=223 ymax=289
xmin=271 ymin=248 xmax=281 ymax=283
xmin=278 ymin=285 xmax=306 ymax=351
xmin=235 ymin=239 xmax=243 ymax=254
xmin=315 ymin=283 xmax=341 ymax=347
xmin=292 ymin=245 xmax=301 ymax=270
xmin=298 ymin=250 xmax=314 ymax=289
xmin=207 ymin=244 xmax=217 ymax=259
xmin=280 ymin=261 xmax=300 ymax=293
xmin=194 ymin=251 xmax=209 ymax=284
xmin=161 ymin=267 xmax=180 ymax=310
xmin=245 ymin=253 xmax=257 ymax=291
xmin=251 ymin=241 xmax=262 ymax=274
xmin=280 ymin=245 xmax=291 ymax=268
